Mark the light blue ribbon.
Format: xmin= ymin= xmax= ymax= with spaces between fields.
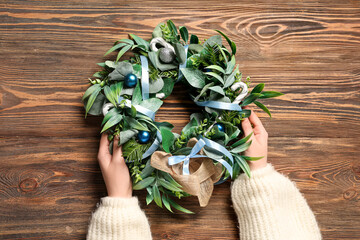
xmin=133 ymin=104 xmax=155 ymax=121
xmin=195 ymin=100 xmax=242 ymax=112
xmin=117 ymin=96 xmax=155 ymax=120
xmin=140 ymin=55 xmax=149 ymax=100
xmin=168 ymin=138 xmax=207 ymax=175
xmin=142 ymin=131 xmax=162 ymax=159
xmin=168 ymin=136 xmax=233 ymax=177
xmin=177 ymin=45 xmax=189 ymax=82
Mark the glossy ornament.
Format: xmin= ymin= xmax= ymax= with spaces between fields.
xmin=124 ymin=73 xmax=138 ymax=88
xmin=137 ymin=131 xmax=151 ymax=144
xmin=214 ymin=123 xmax=225 ymax=132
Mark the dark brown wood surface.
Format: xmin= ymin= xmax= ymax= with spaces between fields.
xmin=1 ymin=0 xmax=359 ymax=239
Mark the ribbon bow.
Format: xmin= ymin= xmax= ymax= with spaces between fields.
xmin=168 ymin=138 xmax=206 ymax=175
xmin=168 ymin=136 xmax=233 ymax=178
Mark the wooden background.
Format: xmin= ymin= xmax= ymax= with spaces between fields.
xmin=0 ymin=0 xmax=359 ymax=239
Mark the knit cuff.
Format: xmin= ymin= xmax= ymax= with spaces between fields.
xmin=101 ymin=196 xmax=140 ymax=208
xmin=236 ymin=163 xmax=276 ymax=181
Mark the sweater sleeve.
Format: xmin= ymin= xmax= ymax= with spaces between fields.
xmin=87 ymin=196 xmax=152 ymax=240
xmin=231 ymin=163 xmax=322 ymax=240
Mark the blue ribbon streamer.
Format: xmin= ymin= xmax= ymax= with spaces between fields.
xmin=117 ymin=96 xmax=155 ymax=120
xmin=195 ymin=100 xmax=242 ymax=112
xmin=140 ymin=55 xmax=149 ymax=100
xmin=177 ymin=45 xmax=189 ymax=82
xmin=133 ymin=104 xmax=155 ymax=121
xmin=168 ymin=137 xmax=233 ymax=177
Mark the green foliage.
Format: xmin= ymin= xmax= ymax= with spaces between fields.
xmin=122 ymin=139 xmax=151 ymax=162
xmin=83 ymin=19 xmax=286 ymax=214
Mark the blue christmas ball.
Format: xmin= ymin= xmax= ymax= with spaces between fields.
xmin=137 ymin=131 xmax=151 ymax=144
xmin=124 ymin=73 xmax=137 ymax=88
xmin=214 ymin=123 xmax=225 ymax=132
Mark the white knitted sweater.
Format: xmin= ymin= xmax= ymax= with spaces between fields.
xmin=87 ymin=163 xmax=322 ymax=240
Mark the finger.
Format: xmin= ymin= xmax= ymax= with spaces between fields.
xmin=241 ymin=117 xmax=254 ymax=139
xmin=98 ymin=133 xmax=111 ymax=166
xmin=113 ymin=135 xmax=125 ymax=163
xmin=248 ymin=110 xmax=266 ymax=135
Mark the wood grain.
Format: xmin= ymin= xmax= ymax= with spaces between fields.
xmin=0 ymin=0 xmax=359 ymax=239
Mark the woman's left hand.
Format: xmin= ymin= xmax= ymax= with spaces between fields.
xmin=97 ymin=133 xmax=132 ymax=198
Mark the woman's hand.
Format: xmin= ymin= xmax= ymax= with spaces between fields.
xmin=97 ymin=133 xmax=132 ymax=198
xmin=241 ymin=108 xmax=268 ymax=171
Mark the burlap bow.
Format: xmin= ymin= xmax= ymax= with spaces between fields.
xmin=150 ymin=138 xmax=223 ymax=207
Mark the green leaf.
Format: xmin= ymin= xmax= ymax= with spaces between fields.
xmin=259 ymin=91 xmax=284 ymax=99
xmin=168 ymin=199 xmax=194 ymax=214
xmin=158 ymin=78 xmax=175 ymax=98
xmin=158 ymin=178 xmax=182 ymax=192
xmin=87 ymin=93 xmax=106 ymax=116
xmin=224 ymin=128 xmax=240 ymax=145
xmin=93 ymin=71 xmax=103 ymax=78
xmin=162 ymin=194 xmax=173 ymax=213
xmin=179 ymin=26 xmax=189 ymax=43
xmin=148 ymin=51 xmax=178 ymax=71
xmin=133 ymin=177 xmax=155 ymax=190
xmin=82 ymin=84 xmax=101 ymax=101
xmin=194 ymin=82 xmax=214 ymax=101
xmin=241 ymin=156 xmax=264 ymax=161
xmin=102 ymin=108 xmax=117 ymax=125
xmin=122 ymin=139 xmax=151 ymax=162
xmin=104 ymin=42 xmax=127 ymax=56
xmin=215 ymin=30 xmax=236 ymax=55
xmin=209 ymin=86 xmax=225 ymax=95
xmin=119 ymin=129 xmax=138 ymax=145
xmin=254 ymin=101 xmax=271 ymax=118
xmin=124 ymin=116 xmax=149 ymax=131
xmin=116 ymin=44 xmax=131 ymax=62
xmin=104 ymin=86 xmax=117 ymax=106
xmin=230 ymin=140 xmax=252 ymax=153
xmin=162 ymin=172 xmax=182 ymax=188
xmin=161 ymin=127 xmax=174 ymax=153
xmin=146 ymin=192 xmax=154 ymax=205
xmin=205 ymin=65 xmax=225 ymax=74
xmin=85 ymin=87 xmax=102 ymax=117
xmin=224 ymin=65 xmax=238 ymax=88
xmin=234 ymin=155 xmax=251 ymax=178
xmin=205 ymin=72 xmax=224 ymax=85
xmin=251 ymin=83 xmax=265 ymax=94
xmin=132 ymin=81 xmax=142 ymax=105
xmin=190 ymin=34 xmax=199 ymax=44
xmin=204 ymin=35 xmax=222 ymax=48
xmin=105 ymin=60 xmax=118 ymax=69
xmin=174 ymin=43 xmax=186 ymax=64
xmin=180 ymin=68 xmax=206 ymax=88
xmin=231 ymin=132 xmax=253 ymax=148
xmin=140 ymin=161 xmax=155 ymax=178
xmin=129 ymin=34 xmax=149 ymax=51
xmin=152 ymin=184 xmax=162 ymax=208
xmin=139 ymin=98 xmax=163 ymax=112
xmin=167 ymin=20 xmax=178 ymax=36
xmin=101 ymin=113 xmax=123 ymax=133
xmin=226 ymin=55 xmax=236 ymax=74
xmin=118 ymin=39 xmax=134 ymax=45
xmin=241 ymin=93 xmax=261 ymax=106
xmin=97 ymin=62 xmax=106 ymax=67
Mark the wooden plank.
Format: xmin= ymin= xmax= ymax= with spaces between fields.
xmin=0 ymin=0 xmax=359 ymax=239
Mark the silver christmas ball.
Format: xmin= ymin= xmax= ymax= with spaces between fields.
xmin=159 ymin=48 xmax=175 ymax=63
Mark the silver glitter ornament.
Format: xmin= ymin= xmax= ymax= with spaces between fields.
xmin=159 ymin=47 xmax=176 ymax=63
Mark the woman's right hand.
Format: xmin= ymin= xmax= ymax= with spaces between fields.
xmin=241 ymin=108 xmax=268 ymax=171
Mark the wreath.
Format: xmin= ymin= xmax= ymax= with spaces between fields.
xmin=82 ymin=20 xmax=283 ymax=213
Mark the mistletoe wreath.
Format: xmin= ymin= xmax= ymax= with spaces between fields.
xmin=83 ymin=20 xmax=283 ymax=213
